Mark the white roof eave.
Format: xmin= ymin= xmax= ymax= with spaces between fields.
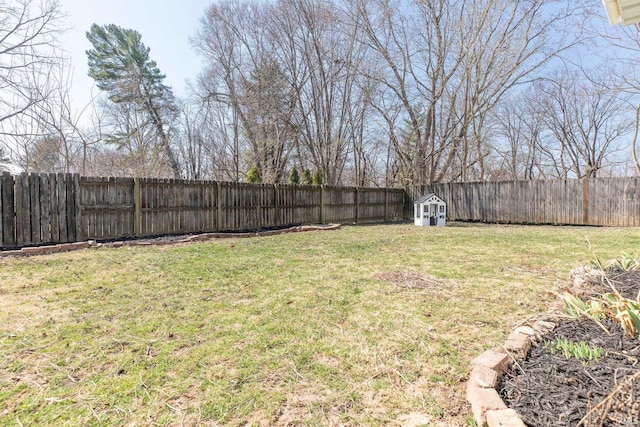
xmin=414 ymin=194 xmax=445 ymax=205
xmin=604 ymin=0 xmax=640 ymax=26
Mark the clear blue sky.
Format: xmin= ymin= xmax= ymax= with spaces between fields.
xmin=59 ymin=0 xmax=212 ymax=108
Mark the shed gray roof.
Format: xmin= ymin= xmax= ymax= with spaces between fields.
xmin=414 ymin=193 xmax=445 ymax=205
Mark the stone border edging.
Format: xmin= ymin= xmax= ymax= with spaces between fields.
xmin=0 ymin=224 xmax=342 ymax=257
xmin=0 ymin=241 xmax=93 ymax=257
xmin=466 ymin=319 xmax=556 ymax=426
xmin=466 ymin=267 xmax=600 ymax=426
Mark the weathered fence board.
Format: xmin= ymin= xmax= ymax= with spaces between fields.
xmin=0 ymin=173 xmax=408 ymax=248
xmin=417 ymin=177 xmax=640 ymax=227
xmin=323 ymin=186 xmax=357 ymax=223
xmin=79 ymin=177 xmax=135 ymax=240
xmin=1 ymin=173 xmax=14 ymax=246
xmin=139 ymin=178 xmax=219 ymax=236
xmin=277 ymin=185 xmax=321 ymax=225
xmin=0 ymin=173 xmax=80 ymax=247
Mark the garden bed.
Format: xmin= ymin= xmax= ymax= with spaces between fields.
xmin=499 ymin=269 xmax=640 ymax=426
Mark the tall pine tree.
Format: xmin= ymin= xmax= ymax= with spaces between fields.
xmin=312 ymin=171 xmax=322 ymax=186
xmin=289 ymin=168 xmax=300 ymax=184
xmin=86 ymin=24 xmax=180 ymax=177
xmin=302 ymin=169 xmax=312 ymax=185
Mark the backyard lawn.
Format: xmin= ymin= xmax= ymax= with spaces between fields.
xmin=1 ymin=223 xmax=638 ymax=426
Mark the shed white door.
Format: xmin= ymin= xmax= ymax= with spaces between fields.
xmin=414 ymin=204 xmax=429 ymax=226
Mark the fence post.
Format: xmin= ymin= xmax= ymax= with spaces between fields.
xmin=15 ymin=173 xmax=30 ymax=246
xmin=65 ymin=174 xmax=76 ymax=242
xmin=274 ymin=184 xmax=279 ymax=227
xmin=320 ymin=185 xmax=325 ymax=224
xmin=216 ymin=181 xmax=223 ymax=231
xmin=56 ymin=173 xmax=67 ymax=242
xmin=1 ymin=172 xmax=15 ymax=247
xmin=403 ymin=189 xmax=411 ymax=220
xmin=384 ymin=188 xmax=389 ymax=222
xmin=582 ymin=178 xmax=589 ymax=225
xmin=257 ymin=184 xmax=262 ymax=227
xmin=30 ymin=174 xmax=41 ymax=244
xmin=74 ymin=175 xmax=83 ymax=241
xmin=355 ymin=187 xmax=359 ymax=224
xmin=134 ymin=177 xmax=142 ymax=236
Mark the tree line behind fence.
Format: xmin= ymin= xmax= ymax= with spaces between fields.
xmin=0 ymin=173 xmax=406 ymax=248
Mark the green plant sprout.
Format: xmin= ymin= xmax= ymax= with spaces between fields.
xmin=546 ymin=338 xmax=605 ymax=364
xmin=561 ymin=254 xmax=640 ymax=340
xmin=618 ymin=252 xmax=638 ymax=271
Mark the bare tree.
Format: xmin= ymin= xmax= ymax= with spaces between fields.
xmin=240 ymin=60 xmax=297 ymax=183
xmin=273 ymin=0 xmax=373 ymax=185
xmin=178 ymin=101 xmax=207 ymax=180
xmin=0 ymin=0 xmax=66 ymax=172
xmin=536 ymin=70 xmax=631 ymax=178
xmin=26 ymin=135 xmax=67 ymax=172
xmin=492 ymin=91 xmax=547 ymax=180
xmin=190 ymin=0 xmax=596 ymax=186
xmin=178 ymin=89 xmax=246 ymax=182
xmin=31 ymin=60 xmax=101 ymax=173
xmin=593 ymin=22 xmax=640 ymax=175
xmin=195 ymin=1 xmax=279 ymax=182
xmin=351 ymin=0 xmax=588 ymax=186
xmin=0 ymin=0 xmax=63 ymax=125
xmin=94 ymin=98 xmax=173 ymax=178
xmin=0 ymin=53 xmax=107 ymax=175
xmin=194 ymin=0 xmax=374 ymax=185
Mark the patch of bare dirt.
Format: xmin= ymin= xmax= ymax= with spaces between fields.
xmin=376 ymin=270 xmax=453 ymax=296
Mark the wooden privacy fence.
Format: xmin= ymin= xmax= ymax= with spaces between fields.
xmin=415 ymin=177 xmax=640 ymax=227
xmin=8 ymin=173 xmax=639 ymax=249
xmin=0 ymin=173 xmax=406 ymax=248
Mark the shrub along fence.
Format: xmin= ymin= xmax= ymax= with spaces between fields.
xmin=414 ymin=177 xmax=640 ymax=227
xmin=0 ymin=173 xmax=407 ymax=248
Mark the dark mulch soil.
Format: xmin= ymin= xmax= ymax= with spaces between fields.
xmin=498 ymin=270 xmax=640 ymax=427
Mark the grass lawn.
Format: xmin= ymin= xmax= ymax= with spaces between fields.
xmin=1 ymin=222 xmax=638 ymax=426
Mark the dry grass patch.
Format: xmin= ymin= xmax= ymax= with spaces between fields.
xmin=376 ymin=270 xmax=454 ymax=296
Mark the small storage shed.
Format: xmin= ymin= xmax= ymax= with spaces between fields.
xmin=414 ymin=193 xmax=446 ymax=227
